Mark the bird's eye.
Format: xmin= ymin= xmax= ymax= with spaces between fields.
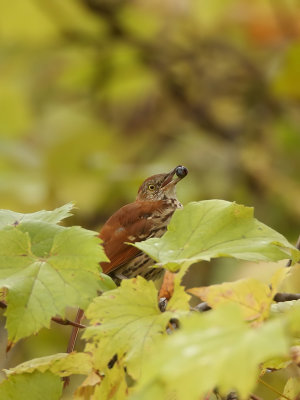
xmin=148 ymin=184 xmax=155 ymax=191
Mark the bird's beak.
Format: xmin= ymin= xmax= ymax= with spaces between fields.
xmin=161 ymin=165 xmax=188 ymax=190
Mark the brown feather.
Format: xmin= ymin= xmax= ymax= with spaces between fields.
xmin=99 ymin=200 xmax=166 ymax=274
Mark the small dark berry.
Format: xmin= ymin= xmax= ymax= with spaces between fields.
xmin=175 ymin=165 xmax=188 ymax=178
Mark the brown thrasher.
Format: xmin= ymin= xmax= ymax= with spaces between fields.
xmin=64 ymin=165 xmax=188 ymax=369
xmin=99 ymin=165 xmax=188 ymax=284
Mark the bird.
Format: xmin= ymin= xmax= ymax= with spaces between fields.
xmin=64 ymin=165 xmax=188 ymax=367
xmin=99 ymin=165 xmax=188 ymax=284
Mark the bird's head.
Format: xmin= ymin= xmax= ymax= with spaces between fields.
xmin=136 ymin=165 xmax=188 ymax=201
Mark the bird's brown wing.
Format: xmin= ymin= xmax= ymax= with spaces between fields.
xmin=99 ymin=200 xmax=166 ymax=274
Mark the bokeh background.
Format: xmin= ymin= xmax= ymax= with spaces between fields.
xmin=0 ymin=0 xmax=299 ymax=398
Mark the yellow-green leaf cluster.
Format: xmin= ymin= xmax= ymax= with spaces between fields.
xmin=83 ymin=277 xmax=190 ymax=380
xmin=132 ymin=305 xmax=290 ymax=400
xmin=134 ymin=201 xmax=300 ymax=270
xmin=0 ymin=204 xmax=109 ymax=342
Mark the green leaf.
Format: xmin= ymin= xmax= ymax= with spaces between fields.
xmin=286 ymin=302 xmax=300 ymax=335
xmin=0 ymin=202 xmax=74 ymax=229
xmin=5 ymin=352 xmax=92 ymax=377
xmin=262 ymin=356 xmax=290 ymax=371
xmin=83 ymin=277 xmax=178 ymax=379
xmin=134 ymin=201 xmax=299 ymax=270
xmin=74 ymin=363 xmax=128 ymax=400
xmin=132 ymin=305 xmax=289 ymax=400
xmin=99 ymin=272 xmax=118 ymax=291
xmin=0 ymin=371 xmax=62 ymax=400
xmin=0 ymin=221 xmax=107 ymax=342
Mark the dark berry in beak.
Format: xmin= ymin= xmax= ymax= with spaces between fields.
xmin=175 ymin=166 xmax=188 ymax=179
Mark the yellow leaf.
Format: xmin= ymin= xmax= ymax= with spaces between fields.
xmin=281 ymin=377 xmax=300 ymax=400
xmin=270 ymin=267 xmax=289 ymax=297
xmin=74 ymin=370 xmax=101 ymax=400
xmin=189 ymin=278 xmax=273 ymax=322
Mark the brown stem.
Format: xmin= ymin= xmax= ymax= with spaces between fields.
xmin=65 ymin=308 xmax=85 ymax=353
xmin=273 ymin=292 xmax=300 ymax=302
xmin=63 ymin=308 xmax=85 ymax=388
xmin=51 ymin=316 xmax=86 ymax=329
xmin=0 ymin=300 xmax=86 ymax=331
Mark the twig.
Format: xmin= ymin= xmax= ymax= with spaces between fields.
xmin=51 ymin=316 xmax=86 ymax=329
xmin=273 ymin=293 xmax=300 ymax=302
xmin=65 ymin=308 xmax=85 ymax=353
xmin=63 ymin=308 xmax=85 ymax=388
xmin=0 ymin=300 xmax=85 ymax=328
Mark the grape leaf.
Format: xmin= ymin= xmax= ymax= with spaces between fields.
xmin=99 ymin=272 xmax=117 ymax=291
xmin=73 ymin=370 xmax=101 ymax=400
xmin=189 ymin=278 xmax=271 ymax=322
xmin=74 ymin=363 xmax=127 ymax=400
xmin=0 ymin=202 xmax=74 ymax=229
xmin=134 ymin=201 xmax=299 ymax=270
xmin=286 ymin=303 xmax=300 ymax=335
xmin=0 ymin=371 xmax=62 ymax=400
xmin=132 ymin=305 xmax=289 ymax=400
xmin=5 ymin=352 xmax=92 ymax=377
xmin=281 ymin=377 xmax=300 ymax=400
xmin=189 ymin=269 xmax=287 ymax=322
xmin=92 ymin=363 xmax=127 ymax=400
xmin=83 ymin=277 xmax=189 ymax=380
xmin=0 ymin=221 xmax=108 ymax=342
xmin=262 ymin=356 xmax=291 ymax=371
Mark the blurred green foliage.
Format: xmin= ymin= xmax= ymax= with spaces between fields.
xmin=0 ymin=1 xmax=299 ymax=397
xmin=0 ymin=0 xmax=299 ymax=235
